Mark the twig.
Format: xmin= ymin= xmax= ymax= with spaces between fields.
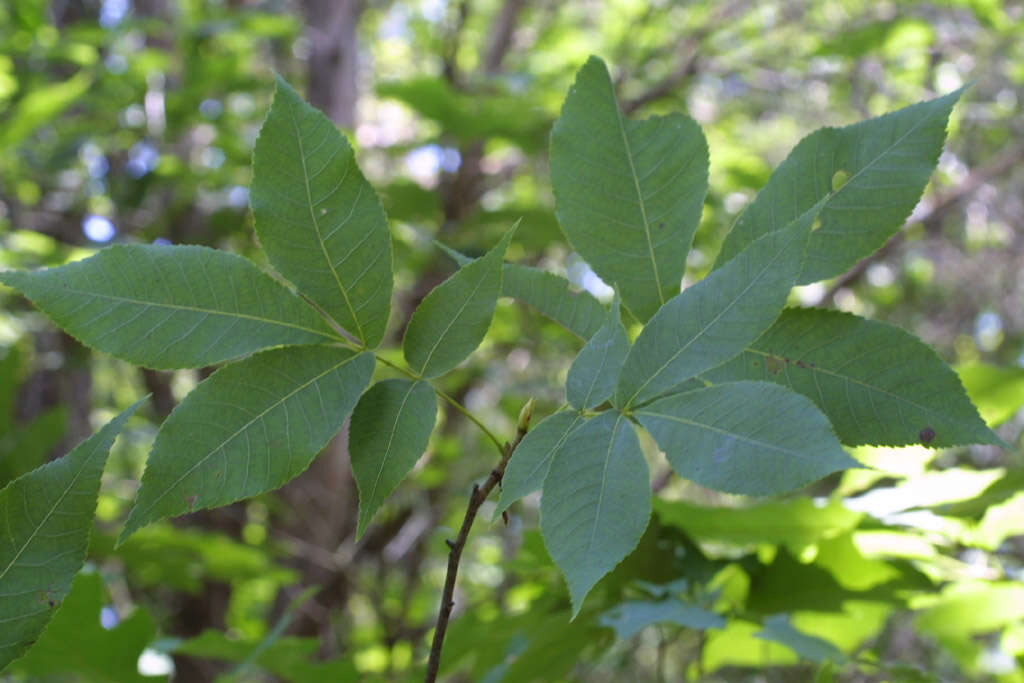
xmin=424 ymin=399 xmax=534 ymax=682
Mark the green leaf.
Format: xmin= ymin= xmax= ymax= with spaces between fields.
xmin=437 ymin=243 xmax=607 ymax=341
xmin=403 ymin=229 xmax=513 ymax=378
xmin=0 ymin=72 xmax=92 ymax=150
xmin=652 ymin=497 xmax=862 ymax=550
xmin=494 ymin=410 xmax=585 ymax=518
xmin=756 ymin=614 xmax=847 ymax=664
xmin=600 ymin=598 xmax=725 ymax=640
xmin=957 ymin=362 xmax=1024 ymax=428
xmin=0 ymin=399 xmax=142 ymax=670
xmin=4 ymin=572 xmax=157 ymax=682
xmin=614 ymin=203 xmax=819 ymax=408
xmin=541 ymin=411 xmax=650 ymax=617
xmin=503 ymin=264 xmax=607 ymax=340
xmin=636 ymin=381 xmax=858 ymax=496
xmin=702 ymin=308 xmax=1003 ymax=448
xmin=252 ymin=76 xmax=393 ymax=348
xmin=120 ymin=346 xmax=373 ymax=543
xmin=350 ymin=379 xmax=437 ymax=539
xmin=550 ymin=56 xmax=709 ymax=322
xmin=714 ymin=88 xmax=964 ymax=283
xmin=566 ymin=294 xmax=629 ymax=410
xmin=0 ymin=245 xmax=339 ymax=370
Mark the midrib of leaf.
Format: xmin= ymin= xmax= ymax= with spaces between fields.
xmin=44 ymin=286 xmax=339 ymax=341
xmin=613 ymin=101 xmax=663 ymax=311
xmin=743 ymin=346 xmax=968 ymax=430
xmin=832 ymin=108 xmax=940 ymax=206
xmin=587 ymin=414 xmax=625 ymax=555
xmin=131 ymin=354 xmax=358 ymax=521
xmin=288 ymin=103 xmax=365 ymax=345
xmin=623 ymin=235 xmax=795 ymax=407
xmin=522 ymin=414 xmax=582 ymax=484
xmin=414 ymin=269 xmax=490 ymax=376
xmin=0 ymin=441 xmax=100 ymax=581
xmin=636 ymin=408 xmax=816 ymax=462
xmin=366 ymin=382 xmax=417 ymax=504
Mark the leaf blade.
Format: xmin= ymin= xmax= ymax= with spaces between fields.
xmin=120 ymin=346 xmax=373 ymax=543
xmin=636 ymin=381 xmax=858 ymax=496
xmin=541 ymin=411 xmax=651 ymax=617
xmin=566 ymin=295 xmax=630 ymax=410
xmin=0 ymin=399 xmax=143 ymax=670
xmin=550 ymin=56 xmax=709 ymax=321
xmin=403 ymin=230 xmax=513 ymax=378
xmin=0 ymin=245 xmax=338 ymax=370
xmin=615 ymin=203 xmax=819 ymax=408
xmin=715 ymin=89 xmax=964 ymax=283
xmin=494 ymin=410 xmax=585 ymax=518
xmin=701 ymin=307 xmax=1002 ymax=448
xmin=350 ymin=379 xmax=437 ymax=539
xmin=252 ymin=76 xmax=393 ymax=347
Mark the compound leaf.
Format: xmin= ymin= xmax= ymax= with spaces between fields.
xmin=636 ymin=381 xmax=858 ymax=496
xmin=120 ymin=346 xmax=373 ymax=543
xmin=550 ymin=56 xmax=709 ymax=322
xmin=252 ymin=76 xmax=393 ymax=348
xmin=0 ymin=245 xmax=338 ymax=370
xmin=615 ymin=203 xmax=819 ymax=409
xmin=0 ymin=399 xmax=143 ymax=670
xmin=715 ymin=89 xmax=964 ymax=283
xmin=403 ymin=229 xmax=513 ymax=378
xmin=566 ymin=294 xmax=629 ymax=410
xmin=542 ymin=411 xmax=650 ymax=617
xmin=495 ymin=410 xmax=585 ymax=519
xmin=702 ymin=308 xmax=1002 ymax=448
xmin=350 ymin=379 xmax=437 ymax=539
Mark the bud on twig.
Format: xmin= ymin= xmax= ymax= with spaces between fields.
xmin=517 ymin=398 xmax=535 ymax=433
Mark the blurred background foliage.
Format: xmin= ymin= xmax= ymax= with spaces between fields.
xmin=1 ymin=0 xmax=1024 ymax=680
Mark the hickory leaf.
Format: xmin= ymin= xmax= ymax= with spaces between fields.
xmin=494 ymin=410 xmax=585 ymax=519
xmin=541 ymin=411 xmax=650 ymax=617
xmin=636 ymin=381 xmax=858 ymax=496
xmin=252 ymin=76 xmax=393 ymax=348
xmin=550 ymin=56 xmax=709 ymax=322
xmin=701 ymin=308 xmax=1003 ymax=448
xmin=350 ymin=379 xmax=437 ymax=539
xmin=614 ymin=201 xmax=820 ymax=409
xmin=714 ymin=88 xmax=964 ymax=283
xmin=566 ymin=294 xmax=629 ymax=410
xmin=0 ymin=245 xmax=339 ymax=370
xmin=437 ymin=243 xmax=607 ymax=341
xmin=403 ymin=229 xmax=513 ymax=378
xmin=0 ymin=399 xmax=143 ymax=670
xmin=120 ymin=346 xmax=373 ymax=543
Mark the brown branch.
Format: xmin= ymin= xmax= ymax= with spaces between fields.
xmin=424 ymin=399 xmax=534 ymax=682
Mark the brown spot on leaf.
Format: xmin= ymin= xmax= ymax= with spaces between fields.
xmin=920 ymin=427 xmax=936 ymax=444
xmin=765 ymin=355 xmax=785 ymax=374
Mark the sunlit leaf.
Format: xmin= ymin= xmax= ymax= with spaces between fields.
xmin=541 ymin=411 xmax=650 ymax=616
xmin=252 ymin=76 xmax=393 ymax=348
xmin=0 ymin=400 xmax=142 ymax=670
xmin=566 ymin=294 xmax=629 ymax=410
xmin=550 ymin=56 xmax=708 ymax=322
xmin=957 ymin=362 xmax=1024 ymax=428
xmin=0 ymin=72 xmax=92 ymax=150
xmin=715 ymin=88 xmax=964 ymax=283
xmin=636 ymin=382 xmax=858 ymax=496
xmin=350 ymin=379 xmax=436 ymax=539
xmin=403 ymin=229 xmax=513 ymax=378
xmin=703 ymin=308 xmax=1003 ymax=447
xmin=0 ymin=245 xmax=339 ymax=370
xmin=120 ymin=346 xmax=373 ymax=543
xmin=615 ymin=203 xmax=819 ymax=408
xmin=3 ymin=572 xmax=157 ymax=682
xmin=495 ymin=410 xmax=585 ymax=518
